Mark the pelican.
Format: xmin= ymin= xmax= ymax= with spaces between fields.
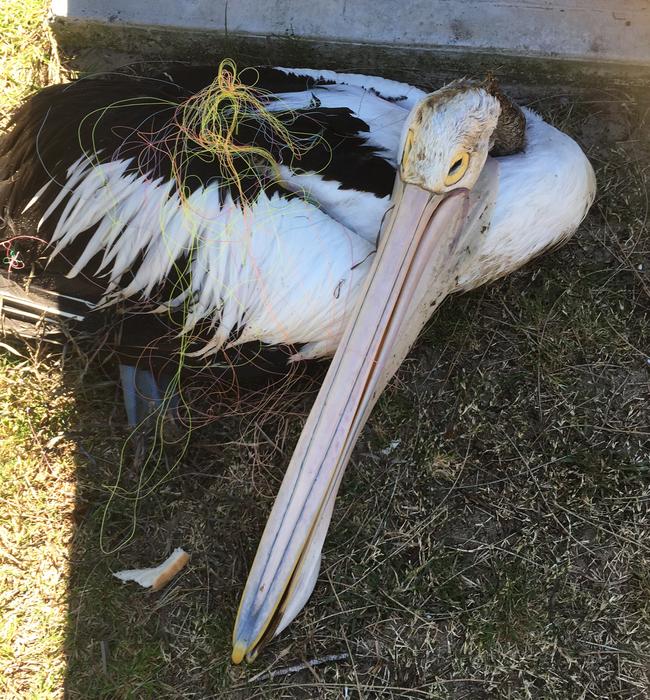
xmin=0 ymin=62 xmax=596 ymax=663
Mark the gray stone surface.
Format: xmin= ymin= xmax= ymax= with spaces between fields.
xmin=52 ymin=0 xmax=650 ymax=65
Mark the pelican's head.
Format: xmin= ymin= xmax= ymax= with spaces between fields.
xmin=399 ymin=83 xmax=500 ymax=194
xmin=232 ymin=81 xmax=506 ymax=664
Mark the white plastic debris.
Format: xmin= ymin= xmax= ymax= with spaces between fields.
xmin=113 ymin=547 xmax=190 ymax=591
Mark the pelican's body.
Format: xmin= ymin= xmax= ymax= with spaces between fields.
xmin=0 ymin=63 xmax=595 ymax=662
xmin=0 ymin=66 xmax=593 ymax=362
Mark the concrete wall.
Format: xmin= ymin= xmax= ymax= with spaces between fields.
xmin=52 ymin=0 xmax=650 ymax=65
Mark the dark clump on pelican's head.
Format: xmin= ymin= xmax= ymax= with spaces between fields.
xmin=399 ymin=82 xmax=501 ymax=195
xmin=481 ymin=73 xmax=527 ymax=156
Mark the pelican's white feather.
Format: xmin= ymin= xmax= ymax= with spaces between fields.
xmin=275 ymin=67 xmax=427 ymax=109
xmin=277 ymin=165 xmax=390 ymax=243
xmin=43 ymin=160 xmax=375 ymax=358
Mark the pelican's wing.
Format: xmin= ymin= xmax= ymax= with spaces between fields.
xmin=263 ymin=68 xmax=424 ymax=242
xmin=1 ymin=68 xmax=392 ymax=358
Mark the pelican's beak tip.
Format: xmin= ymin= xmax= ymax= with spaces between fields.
xmin=231 ymin=641 xmax=247 ymax=665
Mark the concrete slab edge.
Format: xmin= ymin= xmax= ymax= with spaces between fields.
xmin=52 ymin=17 xmax=650 ymax=90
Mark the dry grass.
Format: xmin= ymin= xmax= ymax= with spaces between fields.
xmin=0 ymin=350 xmax=76 ymax=698
xmin=1 ymin=3 xmax=650 ymax=698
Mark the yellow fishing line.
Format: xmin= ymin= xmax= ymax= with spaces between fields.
xmin=172 ymin=58 xmax=314 ymax=204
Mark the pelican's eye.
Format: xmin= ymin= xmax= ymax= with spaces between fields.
xmin=401 ymin=129 xmax=415 ymax=168
xmin=444 ymin=151 xmax=470 ymax=186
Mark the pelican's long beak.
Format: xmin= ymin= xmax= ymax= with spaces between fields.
xmin=232 ymin=160 xmax=500 ymax=664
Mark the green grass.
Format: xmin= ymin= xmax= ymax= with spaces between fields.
xmin=2 ymin=3 xmax=650 ymax=697
xmin=0 ymin=0 xmax=57 ymax=125
xmin=0 ymin=4 xmax=64 ymax=693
